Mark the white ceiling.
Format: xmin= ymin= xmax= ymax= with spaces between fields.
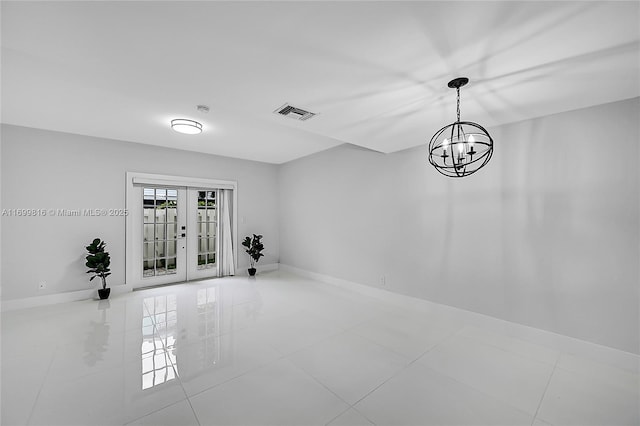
xmin=2 ymin=1 xmax=639 ymax=164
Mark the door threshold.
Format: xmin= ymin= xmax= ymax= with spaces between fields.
xmin=133 ymin=276 xmax=219 ymax=291
xmin=134 ymin=281 xmax=188 ymax=291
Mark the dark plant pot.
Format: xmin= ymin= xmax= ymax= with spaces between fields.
xmin=248 ymin=268 xmax=257 ymax=276
xmin=98 ymin=288 xmax=111 ymax=300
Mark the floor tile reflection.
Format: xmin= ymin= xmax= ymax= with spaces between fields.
xmin=1 ymin=270 xmax=638 ymax=425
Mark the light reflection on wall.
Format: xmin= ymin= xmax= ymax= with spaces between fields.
xmin=142 ymin=295 xmax=178 ymax=390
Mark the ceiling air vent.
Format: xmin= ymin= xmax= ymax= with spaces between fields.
xmin=274 ymin=104 xmax=316 ymax=121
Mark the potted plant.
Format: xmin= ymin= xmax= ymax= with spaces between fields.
xmin=86 ymin=238 xmax=112 ymax=299
xmin=241 ymin=234 xmax=264 ymax=276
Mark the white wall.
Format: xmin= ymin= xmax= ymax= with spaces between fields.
xmin=2 ymin=98 xmax=638 ymax=354
xmin=278 ymin=97 xmax=640 ymax=354
xmin=1 ymin=125 xmax=279 ymax=300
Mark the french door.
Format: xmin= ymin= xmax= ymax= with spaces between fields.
xmin=140 ymin=186 xmax=189 ymax=286
xmin=126 ymin=173 xmax=237 ymax=289
xmin=188 ymin=189 xmax=220 ymax=280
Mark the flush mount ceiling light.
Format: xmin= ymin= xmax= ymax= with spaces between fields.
xmin=171 ymin=119 xmax=202 ymax=135
xmin=428 ymin=77 xmax=493 ymax=177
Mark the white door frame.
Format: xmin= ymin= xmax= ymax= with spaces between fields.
xmin=126 ymin=172 xmax=238 ymax=288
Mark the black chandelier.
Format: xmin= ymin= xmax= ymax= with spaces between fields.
xmin=428 ymin=77 xmax=493 ymax=177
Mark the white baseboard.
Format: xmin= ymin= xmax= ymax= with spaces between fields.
xmin=0 ymin=265 xmax=282 ymax=311
xmin=279 ymin=264 xmax=640 ymax=370
xmin=259 ymin=263 xmax=279 ymax=273
xmin=1 ymin=285 xmax=132 ymax=312
xmin=235 ymin=262 xmax=279 ymax=276
xmin=280 ymin=264 xmax=436 ymax=310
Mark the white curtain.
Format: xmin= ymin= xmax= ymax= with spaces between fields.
xmin=219 ymin=189 xmax=236 ymax=276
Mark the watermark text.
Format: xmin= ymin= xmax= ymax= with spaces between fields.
xmin=2 ymin=208 xmax=129 ymax=217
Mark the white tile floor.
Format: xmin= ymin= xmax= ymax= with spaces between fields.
xmin=1 ymin=270 xmax=638 ymax=426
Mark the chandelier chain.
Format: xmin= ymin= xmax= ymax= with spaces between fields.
xmin=456 ymin=87 xmax=461 ymax=122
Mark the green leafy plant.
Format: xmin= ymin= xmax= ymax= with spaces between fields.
xmin=241 ymin=234 xmax=264 ymax=269
xmin=85 ymin=238 xmax=111 ymax=290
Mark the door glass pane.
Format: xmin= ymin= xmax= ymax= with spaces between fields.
xmin=167 ymin=241 xmax=176 ymax=257
xmin=143 ymin=224 xmax=154 ymax=242
xmin=143 ymin=260 xmax=154 ymax=277
xmin=155 ymin=241 xmax=165 ymax=257
xmin=166 ymin=257 xmax=176 ymax=271
xmin=167 ymin=223 xmax=177 ymax=240
xmin=201 ymin=238 xmax=208 ymax=253
xmin=166 ymin=208 xmax=177 ymax=223
xmin=143 ymin=209 xmax=154 ymax=223
xmin=143 ymin=187 xmax=178 ymax=277
xmin=143 ymin=243 xmax=154 ymax=260
xmin=155 ymin=224 xmax=165 ymax=240
xmin=155 ymin=208 xmax=166 ymax=222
